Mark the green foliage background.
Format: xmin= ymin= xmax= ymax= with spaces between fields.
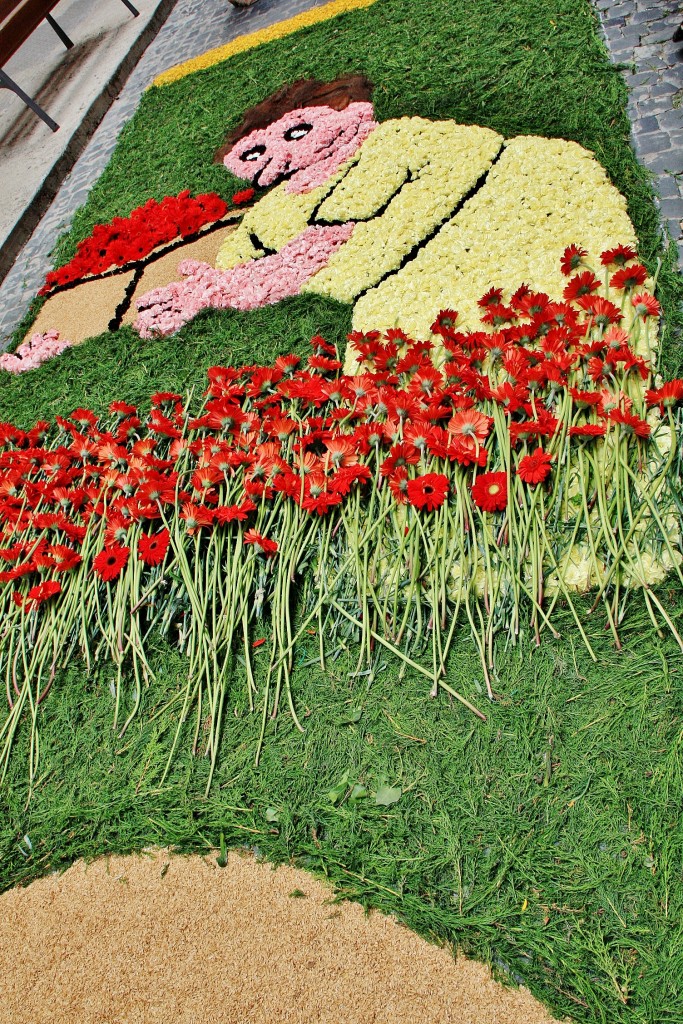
xmin=1 ymin=2 xmax=683 ymax=1022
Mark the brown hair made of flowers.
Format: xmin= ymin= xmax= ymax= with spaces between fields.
xmin=214 ymin=74 xmax=374 ymax=163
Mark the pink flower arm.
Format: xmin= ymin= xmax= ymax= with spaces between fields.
xmin=134 ymin=223 xmax=354 ymax=338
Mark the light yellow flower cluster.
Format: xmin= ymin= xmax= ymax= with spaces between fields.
xmin=353 ymin=135 xmax=636 ymax=341
xmin=302 ymin=120 xmax=503 ymax=304
xmin=216 ymin=118 xmax=504 ymax=295
xmin=546 ymin=516 xmax=682 ymax=594
xmin=215 ymin=182 xmax=331 ymax=268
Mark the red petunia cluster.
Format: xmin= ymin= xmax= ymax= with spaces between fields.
xmin=40 ymin=191 xmax=230 ymax=295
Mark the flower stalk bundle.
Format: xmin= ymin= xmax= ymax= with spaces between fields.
xmin=1 ymin=245 xmax=681 ymax=793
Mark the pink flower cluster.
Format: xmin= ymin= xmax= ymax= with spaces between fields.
xmin=0 ymin=331 xmax=74 ymax=374
xmin=134 ymin=223 xmax=354 ymax=338
xmin=222 ymin=102 xmax=377 ymax=195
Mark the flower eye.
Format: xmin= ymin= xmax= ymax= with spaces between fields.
xmin=283 ymin=123 xmax=312 ymax=141
xmin=240 ymin=145 xmax=266 ymax=162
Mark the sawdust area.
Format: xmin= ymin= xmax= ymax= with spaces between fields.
xmin=0 ymin=848 xmax=568 ymax=1024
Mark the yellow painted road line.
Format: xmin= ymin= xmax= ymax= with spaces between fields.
xmin=152 ymin=0 xmax=380 ymax=88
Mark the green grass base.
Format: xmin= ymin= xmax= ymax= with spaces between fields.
xmin=1 ymin=1 xmax=683 ymax=1021
xmin=2 ymin=601 xmax=682 ymax=1023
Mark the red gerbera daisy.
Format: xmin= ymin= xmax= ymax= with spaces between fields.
xmin=180 ymin=502 xmax=214 ymax=533
xmin=576 ymin=295 xmax=623 ymax=328
xmin=631 ymin=292 xmax=660 ymax=320
xmin=568 ymin=423 xmax=607 ymax=439
xmin=93 ymin=543 xmax=129 ymax=582
xmin=244 ymin=529 xmax=278 ymax=556
xmin=600 ymin=244 xmax=637 ymax=267
xmin=563 ymin=272 xmax=601 ymax=302
xmin=430 ymin=308 xmax=459 ymax=333
xmin=109 ymin=400 xmax=138 ymax=417
xmin=448 ymin=408 xmax=492 ymax=444
xmin=560 ymin=244 xmax=588 ymax=276
xmin=388 ymin=466 xmax=410 ymax=504
xmin=610 ymin=264 xmax=648 ymax=292
xmin=380 ymin=442 xmax=420 ymax=479
xmin=645 ymin=379 xmax=683 ymax=410
xmin=471 ymin=471 xmax=508 ymax=512
xmin=406 ymin=473 xmax=449 ymax=512
xmin=301 ymin=490 xmax=344 ymax=515
xmin=608 ymin=409 xmax=650 ymax=438
xmin=48 ymin=544 xmax=82 ymax=572
xmin=478 ymin=287 xmax=504 ymax=308
xmin=569 ymin=388 xmax=601 ymax=409
xmin=70 ymin=408 xmax=98 ymax=428
xmin=13 ymin=579 xmax=62 ymax=611
xmin=232 ymin=188 xmax=255 ymax=205
xmin=138 ymin=528 xmax=170 ymax=567
xmin=517 ymin=449 xmax=553 ymax=486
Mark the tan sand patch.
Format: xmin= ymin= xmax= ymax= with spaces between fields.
xmin=123 ymin=223 xmax=239 ymax=325
xmin=26 ymin=271 xmax=136 ymax=347
xmin=0 ymin=848 xmax=566 ymax=1024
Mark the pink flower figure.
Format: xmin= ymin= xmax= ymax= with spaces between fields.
xmin=223 ymin=101 xmax=377 ymax=195
xmin=133 ymin=86 xmax=377 ymax=339
xmin=0 ymin=330 xmax=74 ymax=374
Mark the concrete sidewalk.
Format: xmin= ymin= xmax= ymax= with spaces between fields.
xmin=0 ymin=0 xmax=176 ymax=282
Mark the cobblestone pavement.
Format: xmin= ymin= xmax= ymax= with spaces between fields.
xmin=594 ymin=0 xmax=683 ymax=264
xmin=1 ymin=0 xmax=682 ymax=349
xmin=0 ymin=0 xmax=334 ymax=348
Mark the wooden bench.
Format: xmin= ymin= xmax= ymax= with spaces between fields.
xmin=0 ymin=0 xmax=139 ymax=132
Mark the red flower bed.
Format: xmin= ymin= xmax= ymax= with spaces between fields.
xmin=3 ymin=245 xmax=682 ymax=789
xmin=39 ymin=191 xmax=231 ymax=295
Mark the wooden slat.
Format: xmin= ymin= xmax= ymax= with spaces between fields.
xmin=0 ymin=0 xmax=63 ymax=67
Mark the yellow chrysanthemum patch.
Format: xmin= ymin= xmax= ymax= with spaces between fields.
xmin=353 ymin=135 xmax=637 ymax=342
xmin=302 ymin=120 xmax=503 ymax=304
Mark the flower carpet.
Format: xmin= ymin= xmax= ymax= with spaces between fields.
xmin=1 ymin=1 xmax=683 ymax=1022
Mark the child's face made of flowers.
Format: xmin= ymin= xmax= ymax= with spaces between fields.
xmin=223 ymin=101 xmax=374 ymax=187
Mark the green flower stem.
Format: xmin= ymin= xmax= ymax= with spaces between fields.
xmin=537 ymin=493 xmax=596 ymax=661
xmin=577 ymin=445 xmax=621 ymax=648
xmin=588 ymin=415 xmax=678 ymax=606
xmin=329 ymin=598 xmax=486 ymax=721
xmin=622 ymin=460 xmax=683 ymax=590
xmin=267 ymin=510 xmax=397 ymax=678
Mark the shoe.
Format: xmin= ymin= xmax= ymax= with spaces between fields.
xmin=674 ymin=23 xmax=683 ymax=43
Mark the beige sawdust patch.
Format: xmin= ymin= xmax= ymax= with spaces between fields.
xmin=123 ymin=223 xmax=239 ymax=325
xmin=0 ymin=848 xmax=567 ymax=1024
xmin=26 ymin=221 xmax=240 ymax=348
xmin=27 ymin=271 xmax=136 ymax=347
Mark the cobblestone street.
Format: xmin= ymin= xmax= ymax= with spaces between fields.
xmin=595 ymin=0 xmax=683 ymax=262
